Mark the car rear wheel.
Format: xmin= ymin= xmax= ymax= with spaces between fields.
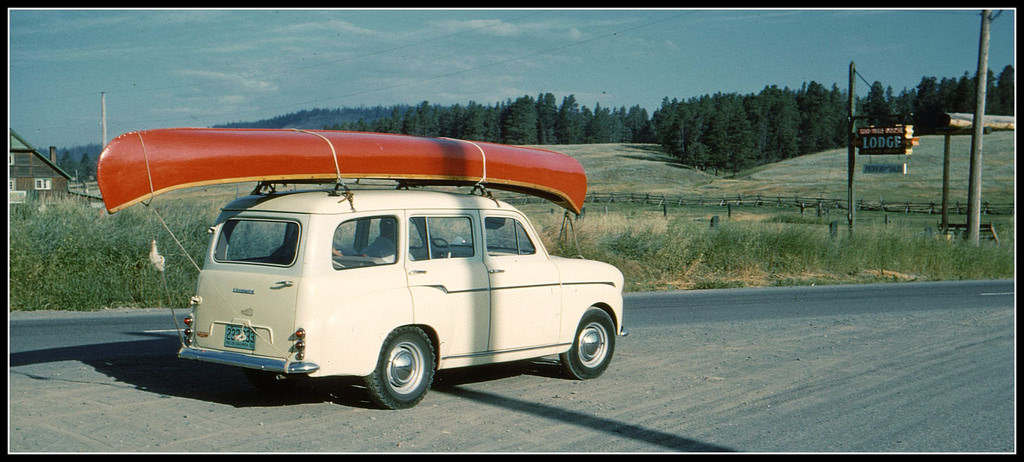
xmin=561 ymin=308 xmax=615 ymax=380
xmin=364 ymin=326 xmax=436 ymax=409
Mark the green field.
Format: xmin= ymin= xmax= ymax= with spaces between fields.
xmin=553 ymin=130 xmax=1015 ymax=205
xmin=8 ymin=131 xmax=1015 ymax=310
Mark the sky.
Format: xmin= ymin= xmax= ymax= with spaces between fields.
xmin=8 ymin=8 xmax=1017 ymax=149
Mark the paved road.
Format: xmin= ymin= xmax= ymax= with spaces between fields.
xmin=9 ymin=280 xmax=1015 ymax=452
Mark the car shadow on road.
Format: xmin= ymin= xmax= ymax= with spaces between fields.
xmin=430 ymin=358 xmax=735 ymax=452
xmin=10 ymin=334 xmax=381 ymax=409
xmin=11 ymin=334 xmax=571 ymax=411
xmin=13 ymin=335 xmax=734 ymax=451
xmin=431 ymin=385 xmax=734 ymax=452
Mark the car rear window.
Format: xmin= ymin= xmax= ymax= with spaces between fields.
xmin=214 ymin=219 xmax=300 ymax=266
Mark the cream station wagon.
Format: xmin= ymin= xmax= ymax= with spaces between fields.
xmin=178 ymin=188 xmax=625 ymax=409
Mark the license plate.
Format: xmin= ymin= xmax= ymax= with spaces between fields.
xmin=224 ymin=324 xmax=255 ymax=350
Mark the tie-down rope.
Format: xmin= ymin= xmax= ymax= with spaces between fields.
xmin=291 ymin=128 xmax=354 ymax=208
xmin=136 ymin=131 xmax=290 ymax=358
xmin=442 ymin=137 xmax=494 ymax=200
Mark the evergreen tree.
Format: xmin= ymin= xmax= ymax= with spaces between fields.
xmin=402 ymin=101 xmax=440 ymax=137
xmin=863 ymin=81 xmax=892 ymax=125
xmin=951 ymin=72 xmax=974 ymax=113
xmin=890 ymin=88 xmax=916 ymax=121
xmin=555 ymin=95 xmax=585 ymax=144
xmin=991 ymin=65 xmax=1014 ymax=115
xmin=795 ymin=81 xmax=835 ymax=154
xmin=623 ymin=105 xmax=655 ymax=143
xmin=760 ymin=85 xmax=800 ymax=162
xmin=536 ymin=92 xmax=558 ymax=144
xmin=58 ymin=151 xmax=76 ymax=176
xmin=462 ymin=101 xmax=489 ymax=141
xmin=501 ymin=96 xmax=538 ymax=145
xmin=585 ymin=103 xmax=614 ymax=143
xmin=77 ymin=152 xmax=95 ymax=181
xmin=913 ymin=77 xmax=945 ymax=130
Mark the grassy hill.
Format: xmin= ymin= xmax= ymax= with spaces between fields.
xmin=548 ymin=130 xmax=1014 ymax=205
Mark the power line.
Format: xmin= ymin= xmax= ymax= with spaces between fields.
xmin=279 ymin=12 xmax=694 ymax=111
xmin=129 ymin=11 xmax=695 ymax=126
xmin=11 ymin=11 xmax=546 ymax=107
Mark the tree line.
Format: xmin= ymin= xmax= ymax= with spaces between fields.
xmin=330 ymin=94 xmax=656 ymax=146
xmin=58 ymin=66 xmax=1013 ymax=181
xmin=331 ymin=65 xmax=1014 ymax=175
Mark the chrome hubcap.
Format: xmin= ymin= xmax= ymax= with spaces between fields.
xmin=577 ymin=322 xmax=608 ymax=367
xmin=387 ymin=341 xmax=424 ymax=393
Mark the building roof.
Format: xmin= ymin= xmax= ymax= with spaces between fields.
xmin=9 ymin=128 xmax=72 ymax=180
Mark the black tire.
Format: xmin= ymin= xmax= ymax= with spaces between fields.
xmin=364 ymin=326 xmax=436 ymax=409
xmin=560 ymin=308 xmax=616 ymax=380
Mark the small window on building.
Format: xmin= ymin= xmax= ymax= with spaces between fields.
xmin=34 ymin=178 xmax=52 ymax=190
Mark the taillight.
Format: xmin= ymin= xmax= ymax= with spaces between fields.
xmin=182 ymin=315 xmax=194 ymax=345
xmin=294 ymin=328 xmax=306 ymax=359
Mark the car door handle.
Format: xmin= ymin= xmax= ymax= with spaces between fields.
xmin=488 ymin=269 xmax=505 ymax=274
xmin=271 ymin=280 xmax=294 ymax=289
xmin=409 ymin=269 xmax=427 ymax=275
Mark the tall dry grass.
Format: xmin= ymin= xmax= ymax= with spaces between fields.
xmin=8 ymin=191 xmax=1015 ymax=311
xmin=533 ymin=207 xmax=1014 ymax=292
xmin=9 ymin=196 xmax=219 ymax=311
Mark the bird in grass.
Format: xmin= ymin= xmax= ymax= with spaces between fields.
xmin=149 ymin=239 xmax=166 ymax=272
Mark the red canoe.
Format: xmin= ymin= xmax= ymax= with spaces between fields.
xmin=96 ymin=128 xmax=587 ymax=214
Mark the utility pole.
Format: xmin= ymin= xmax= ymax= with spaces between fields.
xmin=940 ymin=133 xmax=951 ymax=232
xmin=966 ymin=10 xmax=991 ymax=245
xmin=847 ymin=61 xmax=856 ymax=230
xmin=101 ymin=91 xmax=108 ymax=147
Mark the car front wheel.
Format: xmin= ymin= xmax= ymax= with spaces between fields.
xmin=561 ymin=308 xmax=615 ymax=380
xmin=364 ymin=326 xmax=436 ymax=409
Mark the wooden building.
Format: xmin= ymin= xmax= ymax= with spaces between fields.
xmin=9 ymin=129 xmax=72 ymax=202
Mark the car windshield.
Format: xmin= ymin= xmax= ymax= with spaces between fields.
xmin=214 ymin=219 xmax=300 ymax=266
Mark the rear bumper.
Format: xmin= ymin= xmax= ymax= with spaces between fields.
xmin=178 ymin=346 xmax=319 ymax=374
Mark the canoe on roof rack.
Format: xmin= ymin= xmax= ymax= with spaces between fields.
xmin=96 ymin=128 xmax=587 ymax=214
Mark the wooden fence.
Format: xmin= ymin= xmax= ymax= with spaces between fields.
xmin=66 ymin=181 xmax=1015 ymax=217
xmin=506 ymin=191 xmax=1014 ymax=216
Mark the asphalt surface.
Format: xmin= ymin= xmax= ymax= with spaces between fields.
xmin=8 ymin=280 xmax=1016 ymax=453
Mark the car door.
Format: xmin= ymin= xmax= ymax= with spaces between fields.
xmin=405 ymin=214 xmax=490 ymax=358
xmin=483 ymin=214 xmax=562 ymax=352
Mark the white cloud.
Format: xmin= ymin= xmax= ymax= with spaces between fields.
xmin=174 ymin=70 xmax=278 ymax=93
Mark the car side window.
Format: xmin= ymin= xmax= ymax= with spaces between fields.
xmin=408 ymin=216 xmax=474 ymax=260
xmin=331 ymin=216 xmax=397 ymax=270
xmin=484 ymin=216 xmax=536 ymax=256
